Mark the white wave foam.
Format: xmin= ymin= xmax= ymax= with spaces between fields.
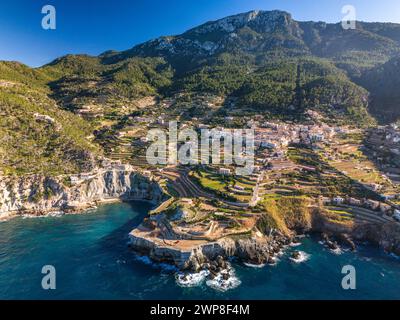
xmin=330 ymin=247 xmax=342 ymax=255
xmin=176 ymin=262 xmax=241 ymax=292
xmin=21 ymin=211 xmax=65 ymax=219
xmin=289 ymin=251 xmax=310 ymax=263
xmin=176 ymin=270 xmax=209 ymax=287
xmin=243 ymin=262 xmax=266 ymax=268
xmin=269 ymin=256 xmax=280 ymax=266
xmin=290 ymin=242 xmax=302 ymax=247
xmin=206 ymin=267 xmax=241 ymax=292
xmin=319 ymin=240 xmax=343 ymax=255
xmin=48 ymin=211 xmax=64 ymax=217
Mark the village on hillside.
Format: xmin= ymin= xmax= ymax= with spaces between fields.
xmin=66 ymin=94 xmax=400 ymax=245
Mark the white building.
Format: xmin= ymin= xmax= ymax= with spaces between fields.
xmin=333 ymin=196 xmax=345 ymax=205
xmin=348 ymin=197 xmax=362 ymax=206
xmin=219 ymin=168 xmax=232 ymax=176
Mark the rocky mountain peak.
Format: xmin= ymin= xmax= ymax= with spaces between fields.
xmin=190 ymin=10 xmax=295 ymax=35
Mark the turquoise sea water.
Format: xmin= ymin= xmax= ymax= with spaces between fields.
xmin=0 ymin=202 xmax=399 ymax=300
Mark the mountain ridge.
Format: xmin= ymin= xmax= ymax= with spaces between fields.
xmin=2 ymin=9 xmax=400 ymax=176
xmin=96 ymin=10 xmax=400 ymax=67
xmin=5 ymin=10 xmax=400 ymax=126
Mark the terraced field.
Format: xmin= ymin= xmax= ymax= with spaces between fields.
xmin=326 ymin=205 xmax=395 ymax=225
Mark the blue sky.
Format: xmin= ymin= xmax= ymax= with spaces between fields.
xmin=1 ymin=0 xmax=400 ymax=67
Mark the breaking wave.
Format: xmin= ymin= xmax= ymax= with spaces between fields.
xmin=289 ymin=251 xmax=310 ymax=263
xmin=205 ymin=267 xmax=241 ymax=292
xmin=243 ymin=262 xmax=266 ymax=268
xmin=176 ymin=270 xmax=209 ymax=287
xmin=175 ymin=262 xmax=241 ymax=292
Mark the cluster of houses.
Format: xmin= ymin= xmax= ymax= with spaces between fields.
xmin=370 ymin=124 xmax=400 ymax=157
xmin=365 ymin=125 xmax=400 ymax=183
xmin=251 ymin=122 xmax=338 ymax=153
xmin=127 ymin=114 xmax=344 ymax=160
xmin=193 ymin=117 xmax=342 ymax=152
xmin=323 ymin=195 xmax=400 ymax=218
xmin=210 ymin=121 xmax=340 ymax=179
xmin=218 ymin=167 xmax=262 ymax=182
xmin=382 ymin=123 xmax=400 ymax=142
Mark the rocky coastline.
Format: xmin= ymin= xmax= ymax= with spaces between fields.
xmin=129 ymin=226 xmax=292 ymax=270
xmin=128 ymin=204 xmax=400 ymax=281
xmin=2 ymin=166 xmax=400 ymax=281
xmin=312 ymin=212 xmax=400 ymax=256
xmin=0 ymin=165 xmax=164 ymax=221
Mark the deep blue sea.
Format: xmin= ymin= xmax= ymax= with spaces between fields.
xmin=0 ymin=202 xmax=399 ymax=300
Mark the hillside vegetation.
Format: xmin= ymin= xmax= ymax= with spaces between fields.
xmin=38 ymin=10 xmax=400 ymax=125
xmin=0 ymin=62 xmax=100 ymax=176
xmin=358 ymin=56 xmax=400 ymax=123
xmin=257 ymin=196 xmax=313 ymax=236
xmin=2 ymin=10 xmax=400 ymax=175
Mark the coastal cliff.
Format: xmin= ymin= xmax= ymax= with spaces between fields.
xmin=311 ymin=208 xmax=400 ymax=255
xmin=0 ymin=166 xmax=164 ymax=220
xmin=130 ymin=224 xmax=290 ymax=270
xmin=129 ymin=196 xmax=400 ymax=271
xmin=128 ymin=197 xmax=303 ymax=270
